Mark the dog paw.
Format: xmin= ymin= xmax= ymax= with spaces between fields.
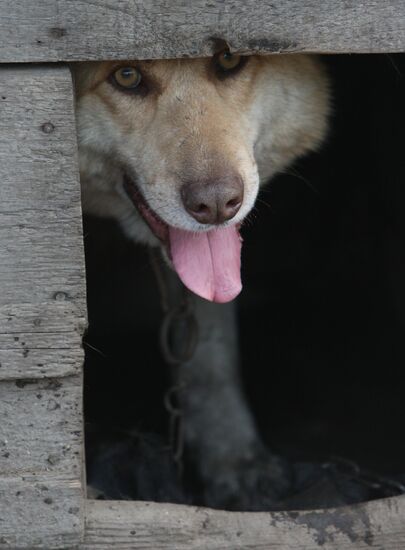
xmin=201 ymin=450 xmax=291 ymax=511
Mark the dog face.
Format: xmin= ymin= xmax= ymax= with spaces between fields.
xmin=74 ymin=54 xmax=329 ymax=302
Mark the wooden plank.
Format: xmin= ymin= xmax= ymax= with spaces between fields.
xmin=0 ymin=377 xmax=83 ymax=549
xmin=0 ymin=0 xmax=404 ymax=63
xmin=0 ymin=376 xmax=82 ymax=477
xmin=0 ymin=65 xmax=86 ymax=307
xmin=0 ymin=302 xmax=85 ymax=380
xmin=83 ymin=497 xmax=405 ymax=550
xmin=0 ymin=65 xmax=85 ymax=548
xmin=0 ymin=474 xmax=82 ymax=549
xmin=0 ymin=378 xmax=84 ymax=549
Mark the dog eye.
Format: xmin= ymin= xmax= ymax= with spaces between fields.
xmin=215 ymin=51 xmax=243 ymax=72
xmin=112 ymin=66 xmax=142 ymax=90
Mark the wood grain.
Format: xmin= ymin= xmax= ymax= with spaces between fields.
xmin=0 ymin=65 xmax=85 ymax=548
xmin=0 ymin=302 xmax=85 ymax=380
xmin=0 ymin=377 xmax=84 ymax=549
xmin=0 ymin=0 xmax=404 ymax=62
xmin=83 ymin=497 xmax=405 ymax=550
xmin=0 ymin=377 xmax=82 ymax=477
xmin=0 ymin=66 xmax=86 ymax=307
xmin=0 ymin=474 xmax=83 ymax=549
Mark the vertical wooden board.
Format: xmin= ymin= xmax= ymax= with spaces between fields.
xmin=0 ymin=66 xmax=85 ymax=547
xmin=0 ymin=65 xmax=86 ymax=379
xmin=0 ymin=65 xmax=86 ymax=308
xmin=0 ymin=378 xmax=83 ymax=549
xmin=0 ymin=377 xmax=82 ymax=478
xmin=0 ymin=475 xmax=82 ymax=549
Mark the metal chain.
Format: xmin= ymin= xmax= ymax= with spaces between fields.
xmin=164 ymin=384 xmax=186 ymax=476
xmin=149 ymin=248 xmax=199 ymax=473
xmin=159 ymin=295 xmax=198 ymax=365
xmin=149 ymin=248 xmax=199 ymax=365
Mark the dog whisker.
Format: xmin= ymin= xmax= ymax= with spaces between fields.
xmin=82 ymin=340 xmax=108 ymax=358
xmin=385 ymin=54 xmax=403 ymax=78
xmin=280 ymin=166 xmax=319 ymax=194
xmin=256 ymin=197 xmax=273 ymax=212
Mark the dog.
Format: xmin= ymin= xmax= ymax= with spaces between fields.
xmin=73 ymin=51 xmax=330 ymax=510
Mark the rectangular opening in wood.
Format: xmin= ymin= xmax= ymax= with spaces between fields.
xmin=79 ymin=53 xmax=405 ymax=514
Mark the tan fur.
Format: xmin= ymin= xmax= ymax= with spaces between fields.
xmin=73 ymin=55 xmax=330 ymax=245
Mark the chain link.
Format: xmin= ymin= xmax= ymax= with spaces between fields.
xmin=149 ymin=248 xmax=199 ymax=473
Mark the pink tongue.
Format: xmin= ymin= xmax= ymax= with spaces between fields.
xmin=169 ymin=225 xmax=242 ymax=303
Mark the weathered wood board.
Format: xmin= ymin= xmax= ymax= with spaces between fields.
xmin=1 ymin=475 xmax=81 ymax=549
xmin=83 ymin=497 xmax=405 ymax=550
xmin=0 ymin=0 xmax=404 ymax=63
xmin=0 ymin=66 xmax=86 ymax=548
xmin=0 ymin=377 xmax=82 ymax=478
xmin=0 ymin=378 xmax=83 ymax=549
xmin=0 ymin=302 xmax=85 ymax=379
xmin=0 ymin=66 xmax=85 ymax=310
xmin=0 ymin=65 xmax=86 ymax=376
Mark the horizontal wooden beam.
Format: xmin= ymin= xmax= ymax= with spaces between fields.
xmin=0 ymin=0 xmax=404 ymax=63
xmin=83 ymin=496 xmax=405 ymax=549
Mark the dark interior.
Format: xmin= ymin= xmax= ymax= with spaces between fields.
xmin=83 ymin=54 xmax=405 ymax=508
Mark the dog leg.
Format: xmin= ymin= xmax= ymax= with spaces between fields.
xmin=163 ymin=269 xmax=290 ymax=510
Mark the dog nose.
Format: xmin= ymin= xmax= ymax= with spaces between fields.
xmin=181 ymin=175 xmax=244 ymax=225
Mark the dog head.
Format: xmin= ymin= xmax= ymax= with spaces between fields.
xmin=74 ymin=54 xmax=329 ymax=302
